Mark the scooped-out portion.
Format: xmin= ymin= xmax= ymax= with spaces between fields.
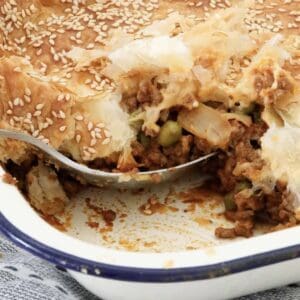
xmin=0 ymin=1 xmax=299 ymax=238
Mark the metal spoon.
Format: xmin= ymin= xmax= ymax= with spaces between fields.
xmin=0 ymin=129 xmax=216 ymax=188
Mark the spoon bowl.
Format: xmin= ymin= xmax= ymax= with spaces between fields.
xmin=0 ymin=129 xmax=216 ymax=188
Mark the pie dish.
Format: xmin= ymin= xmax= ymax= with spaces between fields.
xmin=0 ymin=1 xmax=300 ymax=239
xmin=0 ymin=1 xmax=300 ymax=298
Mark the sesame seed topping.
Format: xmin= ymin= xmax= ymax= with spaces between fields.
xmin=76 ymin=134 xmax=81 ymax=143
xmin=13 ymin=98 xmax=20 ymax=106
xmin=35 ymin=103 xmax=45 ymax=110
xmin=24 ymin=88 xmax=31 ymax=96
xmin=57 ymin=94 xmax=65 ymax=101
xmin=32 ymin=130 xmax=39 ymax=138
xmin=75 ymin=115 xmax=84 ymax=121
xmin=0 ymin=0 xmax=298 ymax=166
xmin=33 ymin=110 xmax=42 ymax=117
xmin=46 ymin=118 xmax=53 ymax=125
xmin=87 ymin=121 xmax=93 ymax=131
xmin=90 ymin=139 xmax=97 ymax=147
xmin=102 ymin=138 xmax=110 ymax=145
xmin=87 ymin=147 xmax=96 ymax=154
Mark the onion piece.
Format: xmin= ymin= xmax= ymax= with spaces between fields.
xmin=178 ymin=103 xmax=232 ymax=148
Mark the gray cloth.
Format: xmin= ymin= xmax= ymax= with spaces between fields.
xmin=0 ymin=235 xmax=299 ymax=300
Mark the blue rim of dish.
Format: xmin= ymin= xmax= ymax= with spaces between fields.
xmin=0 ymin=212 xmax=300 ymax=283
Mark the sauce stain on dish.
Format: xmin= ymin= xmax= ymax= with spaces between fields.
xmin=139 ymin=195 xmax=178 ymax=215
xmin=40 ymin=172 xmax=233 ymax=252
xmin=85 ymin=197 xmax=117 ymax=227
xmin=42 ymin=215 xmax=68 ymax=232
xmin=163 ymin=259 xmax=174 ymax=268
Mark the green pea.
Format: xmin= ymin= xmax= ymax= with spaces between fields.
xmin=158 ymin=121 xmax=182 ymax=147
xmin=235 ymin=181 xmax=252 ymax=193
xmin=224 ymin=192 xmax=237 ymax=211
xmin=139 ymin=132 xmax=151 ymax=148
xmin=129 ymin=110 xmax=143 ymax=131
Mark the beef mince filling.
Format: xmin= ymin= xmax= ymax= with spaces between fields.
xmin=3 ymin=116 xmax=297 ymax=238
xmin=215 ymin=120 xmax=297 ymax=238
xmin=3 ymin=86 xmax=297 ymax=238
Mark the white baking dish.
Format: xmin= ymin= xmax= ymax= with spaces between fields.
xmin=0 ymin=166 xmax=299 ymax=300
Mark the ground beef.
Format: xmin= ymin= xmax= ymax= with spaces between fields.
xmin=131 ymin=133 xmax=217 ymax=171
xmin=122 ymin=79 xmax=163 ymax=113
xmin=215 ymin=185 xmax=296 ymax=239
xmin=215 ymin=227 xmax=236 ymax=239
xmin=137 ymin=79 xmax=163 ymax=107
xmin=216 ymin=219 xmax=254 ymax=238
xmin=215 ymin=120 xmax=297 ymax=239
xmin=123 ymin=96 xmax=138 ymax=113
xmin=218 ymin=120 xmax=267 ymax=192
xmin=163 ymin=135 xmax=193 ymax=166
xmin=132 ymin=135 xmax=194 ymax=170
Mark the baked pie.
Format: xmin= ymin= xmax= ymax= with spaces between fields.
xmin=0 ymin=0 xmax=299 ymax=238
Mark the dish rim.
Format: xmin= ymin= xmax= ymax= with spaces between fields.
xmin=1 ymin=212 xmax=300 ymax=283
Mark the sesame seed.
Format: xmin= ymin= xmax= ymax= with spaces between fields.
xmin=76 ymin=134 xmax=81 ymax=143
xmin=32 ymin=130 xmax=39 ymax=138
xmin=46 ymin=118 xmax=53 ymax=125
xmin=95 ymin=132 xmax=102 ymax=139
xmin=59 ymin=110 xmax=66 ymax=119
xmin=57 ymin=94 xmax=65 ymax=101
xmin=59 ymin=125 xmax=67 ymax=132
xmin=36 ymin=103 xmax=45 ymax=110
xmin=90 ymin=139 xmax=97 ymax=147
xmin=87 ymin=122 xmax=93 ymax=131
xmin=25 ymin=88 xmax=31 ymax=96
xmin=13 ymin=98 xmax=20 ymax=106
xmin=75 ymin=115 xmax=84 ymax=121
xmin=83 ymin=150 xmax=91 ymax=159
xmin=86 ymin=43 xmax=94 ymax=49
xmin=33 ymin=111 xmax=42 ymax=117
xmin=102 ymin=138 xmax=110 ymax=145
xmin=87 ymin=147 xmax=96 ymax=154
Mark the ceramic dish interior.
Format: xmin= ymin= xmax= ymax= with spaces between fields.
xmin=1 ymin=165 xmax=300 ymax=283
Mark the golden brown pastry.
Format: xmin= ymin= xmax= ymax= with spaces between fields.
xmin=0 ymin=0 xmax=298 ymax=165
